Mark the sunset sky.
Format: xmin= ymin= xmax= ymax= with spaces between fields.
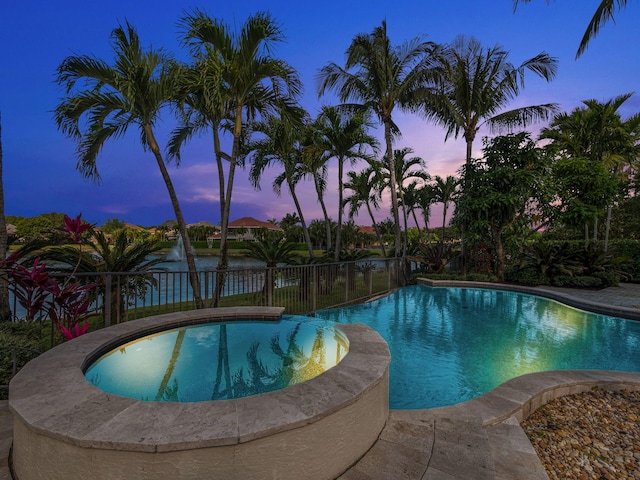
xmin=1 ymin=0 xmax=639 ymax=228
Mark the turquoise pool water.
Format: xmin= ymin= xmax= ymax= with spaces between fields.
xmin=85 ymin=319 xmax=348 ymax=402
xmin=314 ymin=285 xmax=640 ymax=410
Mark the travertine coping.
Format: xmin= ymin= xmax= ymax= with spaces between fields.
xmin=417 ymin=278 xmax=640 ymax=320
xmin=9 ymin=307 xmax=390 ymax=480
xmin=441 ymin=369 xmax=640 ymax=427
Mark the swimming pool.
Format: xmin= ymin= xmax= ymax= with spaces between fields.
xmin=314 ymin=285 xmax=640 ymax=409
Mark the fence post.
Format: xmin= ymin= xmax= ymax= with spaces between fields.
xmin=267 ymin=268 xmax=273 ymax=307
xmin=344 ymin=262 xmax=349 ymax=303
xmin=104 ymin=274 xmax=112 ymax=328
xmin=312 ymin=265 xmax=317 ymax=312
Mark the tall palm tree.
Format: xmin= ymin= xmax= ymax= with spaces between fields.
xmin=247 ymin=114 xmax=315 ymax=257
xmin=300 ymin=119 xmax=333 ymax=252
xmin=317 ymin=20 xmax=436 ymax=260
xmin=421 ymin=35 xmax=558 ymax=271
xmin=54 ymin=22 xmax=204 ymax=308
xmin=343 ymin=167 xmax=387 ymax=256
xmin=432 ymin=175 xmax=459 ymax=246
xmin=312 ymin=106 xmax=377 ymax=260
xmin=176 ymin=10 xmax=302 ymax=304
xmin=514 ymin=0 xmax=633 ymax=58
xmin=423 ymin=35 xmax=558 ymax=169
xmin=0 ymin=113 xmax=10 ymax=321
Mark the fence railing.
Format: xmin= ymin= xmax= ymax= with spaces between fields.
xmin=8 ymin=258 xmax=404 ymax=327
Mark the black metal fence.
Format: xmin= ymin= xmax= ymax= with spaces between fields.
xmin=8 ymin=257 xmax=404 ymax=327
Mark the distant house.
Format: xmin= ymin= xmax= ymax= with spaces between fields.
xmin=219 ymin=217 xmax=283 ymax=242
xmin=357 ymin=226 xmax=380 ymax=248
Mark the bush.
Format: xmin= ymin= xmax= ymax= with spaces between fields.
xmin=591 ymin=271 xmax=620 ymax=288
xmin=466 ymin=273 xmax=498 ymax=283
xmin=551 ymin=275 xmax=603 ymax=288
xmin=504 ymin=267 xmax=548 ymax=286
xmin=0 ymin=322 xmax=43 ymax=398
xmin=608 ymin=239 xmax=640 ymax=281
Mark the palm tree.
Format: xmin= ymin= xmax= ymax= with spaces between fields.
xmin=300 ymin=119 xmax=333 ymax=252
xmin=36 ymin=229 xmax=165 ymax=324
xmin=0 ymin=113 xmax=10 ymax=321
xmin=423 ymin=36 xmax=558 ymax=169
xmin=317 ymin=20 xmax=436 ymax=260
xmin=432 ymin=175 xmax=459 ymax=246
xmin=416 ymin=183 xmax=436 ymax=237
xmin=421 ymin=35 xmax=558 ymax=271
xmin=247 ymin=114 xmax=315 ymax=258
xmin=312 ymin=107 xmax=377 ymax=260
xmin=343 ymin=167 xmax=387 ymax=256
xmin=401 ymin=181 xmax=426 ymax=235
xmin=53 ymin=22 xmax=204 ymax=308
xmin=278 ymin=212 xmax=303 ymax=243
xmin=376 ymin=147 xmax=429 ymax=255
xmin=541 ymin=93 xmax=640 ymax=248
xmin=514 ymin=0 xmax=633 ymax=58
xmin=176 ymin=10 xmax=302 ymax=304
xmin=245 ymin=238 xmax=297 ymax=302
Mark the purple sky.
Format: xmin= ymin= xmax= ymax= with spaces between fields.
xmin=1 ymin=1 xmax=639 ymax=228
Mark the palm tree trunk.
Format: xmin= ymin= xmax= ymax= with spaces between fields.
xmin=0 ymin=115 xmax=11 ymax=322
xmin=215 ymin=107 xmax=243 ymax=307
xmin=312 ymin=173 xmax=332 ymax=254
xmin=399 ymin=188 xmax=409 ymax=258
xmin=459 ymin=137 xmax=475 ymax=275
xmin=441 ymin=203 xmax=448 ymax=248
xmin=145 ymin=124 xmax=203 ymax=309
xmin=334 ymin=157 xmax=344 ymax=261
xmin=366 ymin=201 xmax=386 ymax=257
xmin=384 ymin=121 xmax=402 ymax=257
xmin=411 ymin=210 xmax=422 ymax=236
xmin=288 ymin=179 xmax=314 ymax=257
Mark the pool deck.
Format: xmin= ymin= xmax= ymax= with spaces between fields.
xmin=3 ymin=281 xmax=640 ymax=479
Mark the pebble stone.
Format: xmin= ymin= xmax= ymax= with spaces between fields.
xmin=521 ymin=388 xmax=640 ymax=480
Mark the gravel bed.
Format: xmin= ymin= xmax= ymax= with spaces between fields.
xmin=522 ymin=388 xmax=640 ymax=480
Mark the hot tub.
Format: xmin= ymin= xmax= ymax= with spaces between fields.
xmin=9 ymin=307 xmax=390 ymax=480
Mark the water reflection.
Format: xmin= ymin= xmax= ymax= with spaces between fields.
xmin=315 ymin=285 xmax=640 ymax=409
xmin=85 ymin=319 xmax=347 ymax=402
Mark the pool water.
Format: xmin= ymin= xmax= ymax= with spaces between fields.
xmin=314 ymin=285 xmax=640 ymax=409
xmin=85 ymin=319 xmax=348 ymax=402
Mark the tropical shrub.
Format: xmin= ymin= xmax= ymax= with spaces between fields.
xmin=520 ymin=241 xmax=581 ymax=278
xmin=591 ymin=271 xmax=620 ymax=288
xmin=551 ymin=275 xmax=602 ymax=288
xmin=576 ymin=242 xmax=631 ymax=279
xmin=0 ymin=323 xmax=42 ymax=398
xmin=504 ymin=266 xmax=548 ymax=286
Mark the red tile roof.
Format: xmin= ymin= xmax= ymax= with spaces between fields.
xmin=359 ymin=226 xmax=376 ymax=235
xmin=228 ymin=217 xmax=283 ymax=231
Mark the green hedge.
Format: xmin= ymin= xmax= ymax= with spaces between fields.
xmin=551 ymin=275 xmax=603 ymax=288
xmin=0 ymin=322 xmax=43 ymax=398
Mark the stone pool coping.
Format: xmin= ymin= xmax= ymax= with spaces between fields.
xmin=8 ymin=307 xmax=390 ymax=453
xmin=417 ymin=278 xmax=640 ymax=320
xmin=341 ymin=369 xmax=640 ymax=479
